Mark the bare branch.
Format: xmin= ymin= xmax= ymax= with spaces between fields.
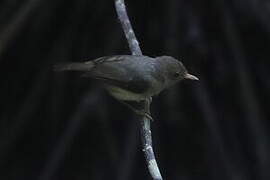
xmin=114 ymin=0 xmax=163 ymax=179
xmin=139 ymin=99 xmax=162 ymax=180
xmin=114 ymin=0 xmax=142 ymax=55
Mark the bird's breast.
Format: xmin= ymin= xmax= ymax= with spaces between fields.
xmin=106 ymin=86 xmax=148 ymax=101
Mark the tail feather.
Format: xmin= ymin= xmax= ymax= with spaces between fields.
xmin=54 ymin=62 xmax=94 ymax=72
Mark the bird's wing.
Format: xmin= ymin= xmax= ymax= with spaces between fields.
xmin=82 ymin=56 xmax=150 ymax=94
xmin=91 ymin=55 xmax=128 ymax=65
xmin=54 ymin=62 xmax=94 ymax=71
xmin=90 ymin=75 xmax=150 ymax=94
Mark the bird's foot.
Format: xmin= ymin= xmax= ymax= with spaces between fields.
xmin=133 ymin=109 xmax=154 ymax=121
xmin=118 ymin=99 xmax=154 ymax=121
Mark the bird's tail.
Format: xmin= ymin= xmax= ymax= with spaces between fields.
xmin=54 ymin=62 xmax=94 ymax=72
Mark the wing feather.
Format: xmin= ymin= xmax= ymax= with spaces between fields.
xmin=82 ymin=56 xmax=150 ymax=94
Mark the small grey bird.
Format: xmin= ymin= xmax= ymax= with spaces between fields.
xmin=54 ymin=55 xmax=198 ymax=119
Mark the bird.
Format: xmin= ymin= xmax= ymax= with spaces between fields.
xmin=54 ymin=55 xmax=198 ymax=120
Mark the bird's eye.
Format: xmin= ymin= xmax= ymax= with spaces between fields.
xmin=173 ymin=72 xmax=180 ymax=78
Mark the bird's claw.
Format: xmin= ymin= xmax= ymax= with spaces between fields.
xmin=134 ymin=110 xmax=154 ymax=121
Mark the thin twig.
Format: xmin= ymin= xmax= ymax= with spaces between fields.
xmin=114 ymin=0 xmax=163 ymax=179
xmin=114 ymin=0 xmax=142 ymax=56
xmin=139 ymin=99 xmax=162 ymax=180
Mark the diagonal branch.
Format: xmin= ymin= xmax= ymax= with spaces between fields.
xmin=114 ymin=0 xmax=142 ymax=56
xmin=114 ymin=0 xmax=163 ymax=179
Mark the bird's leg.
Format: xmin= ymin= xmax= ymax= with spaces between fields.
xmin=119 ymin=100 xmax=154 ymax=121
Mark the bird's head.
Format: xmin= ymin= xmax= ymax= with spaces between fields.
xmin=156 ymin=56 xmax=199 ymax=88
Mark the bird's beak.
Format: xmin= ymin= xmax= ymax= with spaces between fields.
xmin=184 ymin=73 xmax=199 ymax=81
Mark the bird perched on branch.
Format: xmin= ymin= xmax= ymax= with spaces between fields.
xmin=54 ymin=55 xmax=198 ymax=120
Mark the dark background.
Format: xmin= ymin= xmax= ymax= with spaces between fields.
xmin=1 ymin=0 xmax=270 ymax=179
